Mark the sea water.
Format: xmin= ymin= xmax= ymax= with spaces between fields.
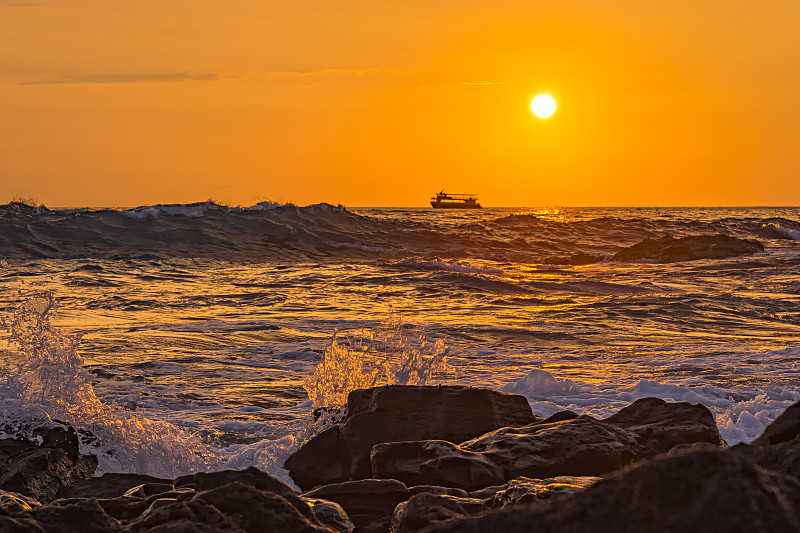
xmin=0 ymin=203 xmax=798 ymax=485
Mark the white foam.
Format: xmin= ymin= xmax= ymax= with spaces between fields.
xmin=120 ymin=203 xmax=209 ymax=219
xmin=763 ymin=222 xmax=800 ymax=240
xmin=499 ymin=366 xmax=799 ymax=445
xmin=389 ymin=257 xmax=506 ymax=276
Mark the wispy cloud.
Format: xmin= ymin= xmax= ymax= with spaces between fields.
xmin=295 ymin=68 xmax=407 ymax=76
xmin=22 ymin=73 xmax=218 ymax=85
xmin=456 ymin=80 xmax=504 ymax=86
xmin=260 ymin=67 xmax=413 ymax=82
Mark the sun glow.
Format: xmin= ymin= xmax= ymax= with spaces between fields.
xmin=531 ymin=95 xmax=556 ymax=118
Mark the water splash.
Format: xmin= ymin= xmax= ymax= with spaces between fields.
xmin=303 ymin=315 xmax=450 ymax=409
xmin=0 ymin=290 xmax=218 ymax=478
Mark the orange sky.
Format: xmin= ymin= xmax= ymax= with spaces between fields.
xmin=1 ymin=1 xmax=798 ymax=207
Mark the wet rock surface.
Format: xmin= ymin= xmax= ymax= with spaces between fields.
xmin=285 ymin=386 xmax=537 ymax=490
xmin=57 ymin=472 xmax=173 ymax=499
xmin=304 ymin=479 xmax=411 ymax=533
xmin=1 ymin=394 xmax=798 ymax=533
xmin=424 ymin=446 xmax=800 ymax=533
xmin=604 ymin=397 xmax=727 ymax=455
xmin=301 ymin=497 xmax=356 ymax=533
xmin=752 ymin=400 xmax=800 ymax=445
xmin=372 ymin=399 xmax=724 ymax=490
xmin=0 ymin=426 xmax=98 ymax=503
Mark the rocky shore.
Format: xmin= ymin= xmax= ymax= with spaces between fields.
xmin=1 ymin=385 xmax=799 ymax=532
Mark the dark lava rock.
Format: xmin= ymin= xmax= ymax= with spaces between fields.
xmin=372 ymin=416 xmax=638 ymax=490
xmin=57 ymin=472 xmax=173 ymax=499
xmin=24 ymin=498 xmax=120 ymax=533
xmin=124 ymin=496 xmax=244 ymax=532
xmin=604 ymin=397 xmax=727 ymax=456
xmin=391 ymin=476 xmax=598 ymax=533
xmin=463 ymin=415 xmax=641 ymax=479
xmin=481 ymin=475 xmax=599 ymax=508
xmin=285 ymin=386 xmax=537 ymax=490
xmin=409 ymin=486 xmax=469 ymax=498
xmin=0 ymin=489 xmax=41 ymax=512
xmin=304 ymin=479 xmax=411 ymax=533
xmin=752 ymin=400 xmax=800 ymax=445
xmin=302 ymin=497 xmax=356 ymax=533
xmin=390 ymin=492 xmax=484 ymax=533
xmin=371 ymin=440 xmax=505 ymax=491
xmin=0 ymin=426 xmax=98 ymax=503
xmin=734 ymin=438 xmax=800 ymax=482
xmin=612 ymin=234 xmax=764 ymax=263
xmin=124 ymin=479 xmax=335 ymax=533
xmin=175 ymin=467 xmax=319 ymax=524
xmin=372 ymin=399 xmax=725 ymax=492
xmin=423 ymin=447 xmax=800 ymax=533
xmin=193 ymin=481 xmax=332 ymax=533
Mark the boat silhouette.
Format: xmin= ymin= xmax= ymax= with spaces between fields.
xmin=430 ymin=190 xmax=482 ymax=209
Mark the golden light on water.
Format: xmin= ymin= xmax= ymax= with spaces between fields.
xmin=531 ymin=95 xmax=557 ymax=118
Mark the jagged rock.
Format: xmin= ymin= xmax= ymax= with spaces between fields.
xmin=612 ymin=234 xmax=764 ymax=263
xmin=372 ymin=416 xmax=636 ymax=490
xmin=302 ymin=497 xmax=355 ymax=533
xmin=193 ymin=481 xmax=332 ymax=533
xmin=0 ymin=427 xmax=98 ymax=503
xmin=371 ymin=440 xmax=505 ymax=491
xmin=26 ymin=498 xmax=121 ymax=533
xmin=480 ymin=476 xmax=599 ymax=508
xmin=284 ymin=425 xmax=343 ymax=492
xmin=304 ymin=479 xmax=411 ymax=533
xmin=124 ymin=480 xmax=334 ymax=533
xmin=95 ymin=494 xmax=160 ymax=521
xmin=372 ymin=398 xmax=728 ymax=491
xmin=124 ymin=497 xmax=243 ymax=532
xmin=409 ymin=486 xmax=469 ymax=498
xmin=58 ymin=472 xmax=173 ymax=499
xmin=604 ymin=397 xmax=727 ymax=456
xmin=733 ymin=439 xmax=800 ymax=481
xmin=0 ymin=515 xmax=42 ymax=532
xmin=0 ymin=490 xmax=41 ymax=512
xmin=286 ymin=386 xmax=537 ymax=490
xmin=424 ymin=447 xmax=800 ymax=533
xmin=175 ymin=467 xmax=319 ymax=524
xmin=464 ymin=415 xmax=641 ymax=479
xmin=390 ymin=492 xmax=484 ymax=533
xmin=752 ymin=401 xmax=800 ymax=445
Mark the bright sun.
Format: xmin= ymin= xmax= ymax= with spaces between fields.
xmin=531 ymin=95 xmax=556 ymax=118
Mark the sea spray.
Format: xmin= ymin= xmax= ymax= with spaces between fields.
xmin=0 ymin=289 xmax=218 ymax=478
xmin=303 ymin=315 xmax=450 ymax=409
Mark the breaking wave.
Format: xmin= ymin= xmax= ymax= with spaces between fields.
xmin=1 ymin=202 xmax=798 ymax=263
xmin=0 ymin=285 xmax=453 ymax=481
xmin=0 ymin=290 xmax=217 ymax=477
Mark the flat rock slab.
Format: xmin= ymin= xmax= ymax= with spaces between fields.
xmin=286 ymin=385 xmax=537 ymax=490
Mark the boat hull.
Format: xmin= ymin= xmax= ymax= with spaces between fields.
xmin=430 ymin=201 xmax=482 ymax=209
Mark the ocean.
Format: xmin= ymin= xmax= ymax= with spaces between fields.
xmin=1 ymin=202 xmax=799 ymax=486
